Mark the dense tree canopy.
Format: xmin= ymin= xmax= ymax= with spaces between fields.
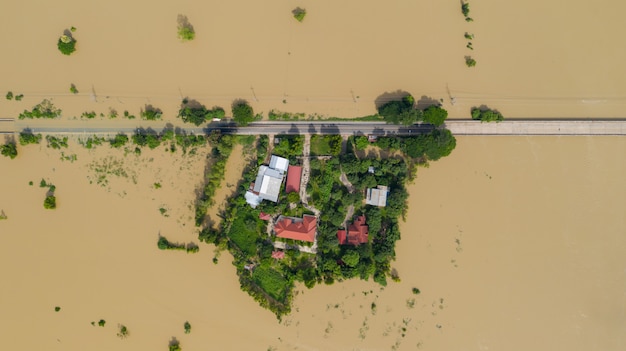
xmin=232 ymin=101 xmax=255 ymax=126
xmin=422 ymin=105 xmax=448 ymax=126
xmin=0 ymin=142 xmax=17 ymax=159
xmin=471 ymin=108 xmax=503 ymax=122
xmin=377 ymin=94 xmax=422 ymax=125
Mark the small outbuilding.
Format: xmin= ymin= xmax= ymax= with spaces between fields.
xmin=365 ymin=185 xmax=389 ymax=207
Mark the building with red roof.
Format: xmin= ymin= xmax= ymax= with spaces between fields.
xmin=274 ymin=215 xmax=317 ymax=242
xmin=285 ymin=165 xmax=302 ymax=194
xmin=337 ymin=215 xmax=369 ymax=246
xmin=271 ymin=251 xmax=285 ymax=259
xmin=259 ymin=212 xmax=272 ymax=221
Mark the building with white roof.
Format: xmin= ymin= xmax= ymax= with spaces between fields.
xmin=245 ymin=155 xmax=290 ymax=208
xmin=365 ymin=185 xmax=389 ymax=207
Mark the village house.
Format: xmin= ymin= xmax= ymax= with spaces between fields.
xmin=365 ymin=185 xmax=389 ymax=207
xmin=245 ymin=155 xmax=290 ymax=208
xmin=337 ymin=215 xmax=369 ymax=246
xmin=274 ymin=214 xmax=317 ymax=243
xmin=285 ymin=165 xmax=302 ymax=194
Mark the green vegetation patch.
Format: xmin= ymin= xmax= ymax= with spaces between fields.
xmin=292 ymin=7 xmax=307 ymax=22
xmin=57 ymin=32 xmax=77 ymax=55
xmin=471 ymin=107 xmax=504 ymax=122
xmin=1 ymin=142 xmax=18 ymax=159
xmin=157 ymin=236 xmax=186 ymax=251
xmin=232 ymin=100 xmax=255 ymax=126
xmin=227 ymin=210 xmax=263 ymax=256
xmin=18 ymin=99 xmax=62 ymax=119
xmin=178 ymin=100 xmax=225 ymax=126
xmin=272 ymin=135 xmax=303 ymax=160
xmin=310 ymin=135 xmax=342 ymax=156
xmin=375 ymin=129 xmax=456 ymax=162
xmin=177 ymin=15 xmax=195 ymax=41
xmin=377 ymin=94 xmax=422 ymax=125
xmin=46 ymin=135 xmax=69 ymax=149
xmin=252 ymin=265 xmax=290 ymax=301
xmin=268 ymin=110 xmax=306 ymax=121
xmin=19 ymin=131 xmax=42 ymax=145
xmin=140 ymin=106 xmax=162 ymax=120
xmin=195 ymin=133 xmax=233 ymax=225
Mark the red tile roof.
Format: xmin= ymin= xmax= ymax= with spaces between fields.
xmin=259 ymin=212 xmax=272 ymax=221
xmin=271 ymin=251 xmax=285 ymax=259
xmin=337 ymin=215 xmax=369 ymax=245
xmin=285 ymin=165 xmax=302 ymax=194
xmin=275 ymin=215 xmax=317 ymax=242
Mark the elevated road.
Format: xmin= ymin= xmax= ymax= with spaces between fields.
xmin=1 ymin=118 xmax=626 ymax=136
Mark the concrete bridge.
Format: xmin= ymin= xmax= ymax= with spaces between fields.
xmin=1 ymin=118 xmax=626 ymax=136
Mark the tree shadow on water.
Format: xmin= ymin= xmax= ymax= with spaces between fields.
xmin=416 ymin=95 xmax=442 ymax=110
xmin=374 ymin=90 xmax=412 ymax=109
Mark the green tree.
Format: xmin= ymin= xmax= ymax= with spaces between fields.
xmin=184 ymin=321 xmax=191 ymax=334
xmin=44 ymin=195 xmax=56 ymax=209
xmin=287 ymin=191 xmax=300 ymax=203
xmin=0 ymin=142 xmax=17 ymax=159
xmin=422 ymin=105 xmax=448 ymax=126
xmin=377 ymin=95 xmax=422 ymax=125
xmin=6 ymin=91 xmax=13 ymax=100
xmin=232 ymin=100 xmax=254 ymax=126
xmin=465 ymin=57 xmax=476 ymax=67
xmin=98 ymin=319 xmax=106 ymax=327
xmin=117 ymin=324 xmax=129 ymax=339
xmin=462 ymin=2 xmax=470 ymax=17
xmin=141 ymin=106 xmax=162 ymax=120
xmin=110 ymin=134 xmax=129 ymax=148
xmin=354 ymin=136 xmax=369 ymax=150
xmin=342 ymin=250 xmax=360 ymax=268
xmin=471 ymin=108 xmax=503 ymax=122
xmin=19 ymin=131 xmax=42 ymax=145
xmin=69 ymin=84 xmax=78 ymax=94
xmin=293 ymin=8 xmax=307 ymax=22
xmin=57 ymin=34 xmax=76 ymax=55
xmin=177 ymin=15 xmax=195 ymax=41
xmin=18 ymin=99 xmax=62 ymax=119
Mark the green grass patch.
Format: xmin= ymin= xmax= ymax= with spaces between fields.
xmin=310 ymin=135 xmax=342 ymax=156
xmin=227 ymin=210 xmax=262 ymax=256
xmin=252 ymin=264 xmax=289 ymax=301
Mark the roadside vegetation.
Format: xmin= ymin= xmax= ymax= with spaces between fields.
xmin=20 ymin=131 xmax=43 ymax=145
xmin=178 ymin=99 xmax=225 ymax=126
xmin=140 ymin=105 xmax=163 ymax=120
xmin=18 ymin=99 xmax=62 ymax=119
xmin=472 ymin=107 xmax=504 ymax=122
xmin=232 ymin=100 xmax=255 ymax=126
xmin=377 ymin=93 xmax=449 ymax=126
